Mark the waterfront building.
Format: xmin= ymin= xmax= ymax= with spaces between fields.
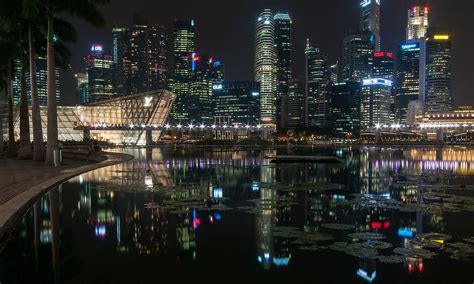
xmin=331 ymin=81 xmax=361 ymax=138
xmin=171 ymin=19 xmax=196 ymax=121
xmin=406 ymin=100 xmax=424 ymax=125
xmin=342 ymin=33 xmax=375 ymax=82
xmin=422 ymin=28 xmax=453 ymax=113
xmin=361 ymin=78 xmax=393 ymax=129
xmin=287 ymin=79 xmax=304 ymax=129
xmin=274 ymin=12 xmax=292 ymax=130
xmin=212 ymin=81 xmax=261 ymax=126
xmin=86 ymin=44 xmax=114 ymax=102
xmin=305 ymin=40 xmax=330 ymax=128
xmin=395 ymin=42 xmax=421 ymax=123
xmin=255 ymin=9 xmax=277 ymax=127
xmin=372 ymin=52 xmax=394 ymax=80
xmin=360 ymin=0 xmax=381 ymax=51
xmin=407 ymin=6 xmax=429 ymax=41
xmin=12 ymin=57 xmax=60 ymax=105
xmin=6 ymin=90 xmax=176 ymax=145
xmin=76 ymin=73 xmax=89 ymax=105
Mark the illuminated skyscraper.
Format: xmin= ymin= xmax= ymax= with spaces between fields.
xmin=75 ymin=73 xmax=89 ymax=105
xmin=407 ymin=6 xmax=429 ymax=41
xmin=255 ymin=9 xmax=277 ymax=127
xmin=361 ymin=78 xmax=393 ymax=129
xmin=331 ymin=81 xmax=361 ymax=138
xmin=212 ymin=81 xmax=260 ymax=125
xmin=305 ymin=40 xmax=330 ymax=128
xmin=12 ymin=57 xmax=60 ymax=105
xmin=129 ymin=15 xmax=168 ymax=93
xmin=360 ymin=0 xmax=381 ymax=51
xmin=342 ymin=33 xmax=375 ymax=82
xmin=274 ymin=12 xmax=292 ymax=130
xmin=86 ymin=45 xmax=114 ymax=102
xmin=422 ymin=28 xmax=453 ymax=113
xmin=171 ymin=19 xmax=195 ymax=121
xmin=112 ymin=15 xmax=167 ymax=96
xmin=112 ymin=27 xmax=131 ymax=96
xmin=330 ymin=62 xmax=339 ymax=84
xmin=287 ymin=79 xmax=304 ymax=129
xmin=373 ymin=52 xmax=395 ymax=122
xmin=395 ymin=42 xmax=421 ymax=123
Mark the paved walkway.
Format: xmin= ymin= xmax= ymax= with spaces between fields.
xmin=0 ymin=152 xmax=133 ymax=239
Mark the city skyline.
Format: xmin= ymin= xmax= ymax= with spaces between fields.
xmin=61 ymin=0 xmax=473 ymax=108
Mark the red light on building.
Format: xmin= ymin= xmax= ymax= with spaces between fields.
xmin=383 ymin=221 xmax=390 ymax=229
xmin=371 ymin=222 xmax=382 ymax=229
xmin=374 ymin=52 xmax=384 ymax=57
xmin=386 ymin=52 xmax=393 ymax=58
xmin=424 ymin=6 xmax=429 ymax=12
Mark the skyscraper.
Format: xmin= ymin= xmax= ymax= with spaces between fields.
xmin=129 ymin=15 xmax=168 ymax=94
xmin=274 ymin=12 xmax=292 ymax=130
xmin=423 ymin=28 xmax=453 ymax=113
xmin=75 ymin=73 xmax=89 ymax=105
xmin=342 ymin=33 xmax=375 ymax=82
xmin=86 ymin=44 xmax=114 ymax=102
xmin=360 ymin=0 xmax=381 ymax=51
xmin=189 ymin=54 xmax=224 ymax=123
xmin=331 ymin=81 xmax=361 ymax=138
xmin=212 ymin=81 xmax=261 ymax=125
xmin=171 ymin=19 xmax=195 ymax=121
xmin=255 ymin=9 xmax=277 ymax=127
xmin=395 ymin=42 xmax=421 ymax=123
xmin=372 ymin=52 xmax=394 ymax=80
xmin=112 ymin=27 xmax=131 ymax=96
xmin=12 ymin=57 xmax=60 ymax=105
xmin=361 ymin=78 xmax=393 ymax=129
xmin=287 ymin=79 xmax=304 ymax=129
xmin=330 ymin=62 xmax=339 ymax=84
xmin=407 ymin=6 xmax=429 ymax=41
xmin=112 ymin=15 xmax=167 ymax=96
xmin=305 ymin=40 xmax=330 ymax=128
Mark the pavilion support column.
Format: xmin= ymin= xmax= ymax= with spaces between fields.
xmin=146 ymin=127 xmax=153 ymax=147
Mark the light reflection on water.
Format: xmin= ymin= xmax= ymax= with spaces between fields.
xmin=1 ymin=146 xmax=474 ymax=283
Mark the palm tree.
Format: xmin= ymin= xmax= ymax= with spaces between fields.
xmin=4 ymin=61 xmax=17 ymax=157
xmin=43 ymin=0 xmax=109 ymax=165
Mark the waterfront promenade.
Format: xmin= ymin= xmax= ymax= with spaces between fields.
xmin=0 ymin=152 xmax=133 ymax=239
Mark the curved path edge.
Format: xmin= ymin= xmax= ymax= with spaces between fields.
xmin=0 ymin=152 xmax=134 ymax=240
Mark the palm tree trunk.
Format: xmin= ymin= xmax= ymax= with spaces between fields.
xmin=0 ymin=93 xmax=4 ymax=155
xmin=29 ymin=27 xmax=45 ymax=161
xmin=45 ymin=15 xmax=58 ymax=166
xmin=6 ymin=61 xmax=17 ymax=157
xmin=18 ymin=52 xmax=32 ymax=159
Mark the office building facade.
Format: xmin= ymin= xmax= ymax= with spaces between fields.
xmin=342 ymin=33 xmax=375 ymax=82
xmin=305 ymin=40 xmax=331 ymax=128
xmin=331 ymin=81 xmax=361 ymax=138
xmin=361 ymin=78 xmax=393 ymax=129
xmin=274 ymin=12 xmax=292 ymax=130
xmin=76 ymin=73 xmax=89 ymax=105
xmin=407 ymin=6 xmax=429 ymax=41
xmin=255 ymin=9 xmax=277 ymax=127
xmin=212 ymin=81 xmax=261 ymax=125
xmin=360 ymin=0 xmax=381 ymax=51
xmin=86 ymin=45 xmax=114 ymax=102
xmin=395 ymin=42 xmax=421 ymax=123
xmin=287 ymin=79 xmax=305 ymax=129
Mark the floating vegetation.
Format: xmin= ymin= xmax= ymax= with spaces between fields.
xmin=273 ymin=227 xmax=305 ymax=238
xmin=293 ymin=233 xmax=334 ymax=244
xmin=329 ymin=242 xmax=378 ymax=258
xmin=347 ymin=233 xmax=387 ymax=241
xmin=362 ymin=241 xmax=393 ymax=250
xmin=260 ymin=182 xmax=344 ymax=192
xmin=376 ymin=255 xmax=406 ymax=264
xmin=417 ymin=233 xmax=452 ymax=242
xmin=321 ymin=223 xmax=354 ymax=230
xmin=393 ymin=247 xmax=435 ymax=259
xmin=464 ymin=237 xmax=474 ymax=244
xmin=410 ymin=239 xmax=443 ymax=249
xmin=444 ymin=242 xmax=474 ymax=260
xmin=297 ymin=245 xmax=327 ymax=252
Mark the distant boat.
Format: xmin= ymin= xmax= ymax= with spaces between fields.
xmin=264 ymin=155 xmax=342 ymax=163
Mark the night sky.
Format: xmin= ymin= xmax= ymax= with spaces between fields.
xmin=62 ymin=0 xmax=474 ymax=107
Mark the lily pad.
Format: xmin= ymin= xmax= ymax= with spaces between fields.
xmin=376 ymin=255 xmax=405 ymax=264
xmin=347 ymin=232 xmax=387 ymax=240
xmin=362 ymin=241 xmax=393 ymax=250
xmin=321 ymin=223 xmax=355 ymax=230
xmin=393 ymin=247 xmax=435 ymax=259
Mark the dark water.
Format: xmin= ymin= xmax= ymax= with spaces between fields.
xmin=1 ymin=146 xmax=474 ymax=284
